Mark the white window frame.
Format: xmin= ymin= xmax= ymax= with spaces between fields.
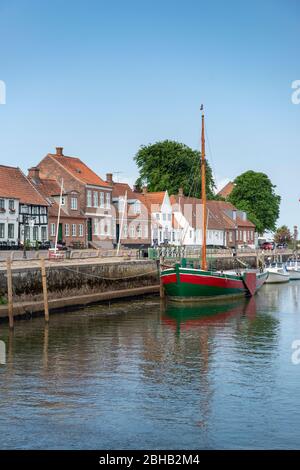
xmin=100 ymin=192 xmax=104 ymax=208
xmin=71 ymin=197 xmax=78 ymax=210
xmin=87 ymin=190 xmax=92 ymax=207
xmin=65 ymin=224 xmax=70 ymax=236
xmin=50 ymin=223 xmax=56 ymax=237
xmin=93 ymin=191 xmax=98 ymax=208
xmin=79 ymin=224 xmax=83 ymax=237
xmin=72 ymin=224 xmax=76 ymax=237
xmin=106 ymin=193 xmax=111 ymax=209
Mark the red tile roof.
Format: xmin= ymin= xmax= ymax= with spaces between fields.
xmin=218 ymin=181 xmax=234 ymax=199
xmin=32 ymin=178 xmax=62 ymax=197
xmin=0 ymin=165 xmax=48 ymax=206
xmin=112 ymin=182 xmax=138 ymax=200
xmin=137 ymin=191 xmax=166 ymax=210
xmin=47 ymin=153 xmax=110 ymax=187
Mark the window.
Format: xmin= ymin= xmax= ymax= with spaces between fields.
xmin=40 ymin=207 xmax=47 ymax=215
xmin=9 ymin=200 xmax=15 ymax=211
xmin=87 ymin=190 xmax=92 ymax=207
xmin=32 ymin=206 xmax=39 ymax=215
xmin=79 ymin=224 xmax=83 ymax=237
xmin=41 ymin=226 xmax=47 ymax=241
xmin=239 ymin=230 xmax=242 ymax=240
xmin=130 ymin=225 xmax=135 ymax=238
xmin=163 ymin=213 xmax=166 ymax=221
xmin=24 ymin=226 xmax=30 ymax=241
xmin=65 ymin=224 xmax=70 ymax=236
xmin=119 ymin=198 xmax=125 ymax=212
xmin=229 ymin=232 xmax=233 ymax=242
xmin=156 ymin=213 xmax=159 ymax=220
xmin=40 ymin=215 xmax=47 ymax=224
xmin=61 ymin=196 xmax=65 ymax=206
xmin=94 ymin=219 xmax=99 ymax=235
xmin=106 ymin=193 xmax=111 ymax=209
xmin=106 ymin=220 xmax=111 ymax=235
xmin=99 ymin=219 xmax=104 ymax=235
xmin=136 ymin=225 xmax=141 ymax=238
xmin=168 ymin=213 xmax=171 ymax=221
xmin=172 ymin=231 xmax=175 ymax=242
xmin=50 ymin=223 xmax=56 ymax=236
xmin=144 ymin=224 xmax=148 ymax=239
xmin=33 ymin=226 xmax=38 ymax=241
xmin=72 ymin=224 xmax=76 ymax=237
xmin=8 ymin=224 xmax=14 ymax=239
xmin=134 ymin=200 xmax=140 ymax=214
xmin=93 ymin=192 xmax=98 ymax=208
xmin=0 ymin=223 xmax=4 ymax=238
xmin=71 ymin=197 xmax=78 ymax=210
xmin=100 ymin=192 xmax=104 ymax=208
xmin=123 ymin=224 xmax=128 ymax=237
xmin=0 ymin=199 xmax=5 ymax=210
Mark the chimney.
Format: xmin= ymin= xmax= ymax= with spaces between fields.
xmin=178 ymin=187 xmax=184 ymax=197
xmin=56 ymin=147 xmax=63 ymax=156
xmin=106 ymin=173 xmax=113 ymax=184
xmin=142 ymin=186 xmax=148 ymax=194
xmin=28 ymin=167 xmax=41 ymax=183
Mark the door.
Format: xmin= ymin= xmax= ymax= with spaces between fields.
xmin=87 ymin=218 xmax=93 ymax=242
xmin=58 ymin=223 xmax=63 ymax=242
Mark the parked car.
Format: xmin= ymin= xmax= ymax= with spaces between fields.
xmin=261 ymin=241 xmax=274 ymax=250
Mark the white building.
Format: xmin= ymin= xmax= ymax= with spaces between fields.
xmin=0 ymin=196 xmax=19 ymax=246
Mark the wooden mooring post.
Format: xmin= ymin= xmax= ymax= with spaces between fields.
xmin=6 ymin=257 xmax=14 ymax=329
xmin=159 ymin=256 xmax=165 ymax=299
xmin=40 ymin=258 xmax=49 ymax=323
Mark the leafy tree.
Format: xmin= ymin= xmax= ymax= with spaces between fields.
xmin=134 ymin=140 xmax=216 ymax=199
xmin=228 ymin=171 xmax=281 ymax=234
xmin=274 ymin=225 xmax=291 ymax=244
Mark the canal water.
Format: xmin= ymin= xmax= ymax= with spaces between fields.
xmin=1 ymin=282 xmax=300 ymax=450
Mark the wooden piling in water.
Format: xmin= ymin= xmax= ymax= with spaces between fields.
xmin=40 ymin=258 xmax=49 ymax=323
xmin=159 ymin=256 xmax=165 ymax=299
xmin=6 ymin=257 xmax=14 ymax=329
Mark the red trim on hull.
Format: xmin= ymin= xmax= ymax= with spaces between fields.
xmin=179 ymin=273 xmax=244 ymax=290
xmin=162 ymin=273 xmax=177 ymax=285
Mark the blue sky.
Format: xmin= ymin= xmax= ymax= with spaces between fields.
xmin=0 ymin=0 xmax=299 ymax=229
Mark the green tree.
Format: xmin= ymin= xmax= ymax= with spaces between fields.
xmin=274 ymin=225 xmax=291 ymax=244
xmin=134 ymin=140 xmax=216 ymax=198
xmin=228 ymin=171 xmax=281 ymax=234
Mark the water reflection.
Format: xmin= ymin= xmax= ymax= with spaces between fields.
xmin=0 ymin=285 xmax=299 ymax=449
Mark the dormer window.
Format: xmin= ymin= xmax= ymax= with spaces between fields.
xmin=71 ymin=197 xmax=78 ymax=210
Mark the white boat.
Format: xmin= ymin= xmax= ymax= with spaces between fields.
xmin=286 ymin=261 xmax=300 ymax=280
xmin=265 ymin=264 xmax=290 ymax=284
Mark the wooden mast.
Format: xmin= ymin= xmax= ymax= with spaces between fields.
xmin=201 ymin=105 xmax=207 ymax=270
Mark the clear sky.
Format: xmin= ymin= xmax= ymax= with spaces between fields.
xmin=0 ymin=0 xmax=299 ymax=229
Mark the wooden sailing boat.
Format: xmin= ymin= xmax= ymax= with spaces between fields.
xmin=160 ymin=107 xmax=268 ymax=301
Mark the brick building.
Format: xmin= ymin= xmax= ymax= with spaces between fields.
xmin=28 ymin=167 xmax=87 ymax=247
xmin=37 ymin=147 xmax=113 ymax=248
xmin=111 ymin=177 xmax=151 ymax=247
